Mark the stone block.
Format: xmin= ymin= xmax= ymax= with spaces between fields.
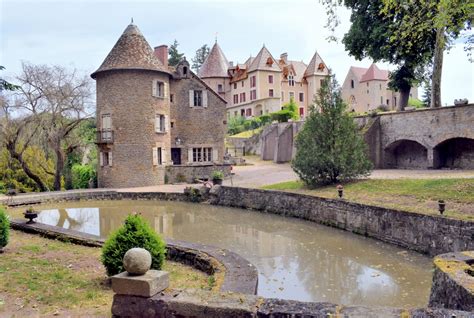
xmin=112 ymin=270 xmax=169 ymax=297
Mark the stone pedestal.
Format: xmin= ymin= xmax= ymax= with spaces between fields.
xmin=112 ymin=270 xmax=169 ymax=298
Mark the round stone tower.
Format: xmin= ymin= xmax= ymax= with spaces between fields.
xmin=91 ymin=23 xmax=171 ymax=188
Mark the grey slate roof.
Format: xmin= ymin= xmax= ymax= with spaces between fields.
xmin=248 ymin=46 xmax=281 ymax=73
xmin=304 ymin=51 xmax=329 ymax=77
xmin=91 ymin=23 xmax=170 ymax=78
xmin=198 ymin=42 xmax=230 ymax=78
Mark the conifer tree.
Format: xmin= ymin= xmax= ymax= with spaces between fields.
xmin=292 ymin=76 xmax=372 ymax=186
xmin=168 ymin=40 xmax=185 ymax=67
xmin=191 ymin=44 xmax=210 ymax=72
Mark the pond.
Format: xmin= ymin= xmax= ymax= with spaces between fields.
xmin=11 ymin=200 xmax=433 ymax=307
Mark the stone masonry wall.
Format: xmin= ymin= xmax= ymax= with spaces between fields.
xmin=166 ymin=164 xmax=231 ymax=183
xmin=209 ymin=186 xmax=474 ymax=256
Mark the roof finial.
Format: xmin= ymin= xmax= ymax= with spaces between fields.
xmin=215 ymin=32 xmax=218 ymax=43
xmin=131 ymin=17 xmax=134 ymax=24
xmin=263 ymin=43 xmax=265 ymax=48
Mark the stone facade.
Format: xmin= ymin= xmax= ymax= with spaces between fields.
xmin=92 ymin=23 xmax=226 ymax=188
xmin=165 ymin=164 xmax=231 ymax=183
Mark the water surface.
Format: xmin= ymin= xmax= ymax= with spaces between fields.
xmin=13 ymin=200 xmax=432 ymax=307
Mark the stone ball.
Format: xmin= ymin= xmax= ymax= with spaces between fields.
xmin=123 ymin=248 xmax=152 ymax=275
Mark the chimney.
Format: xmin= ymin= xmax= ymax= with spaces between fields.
xmin=154 ymin=45 xmax=168 ymax=67
xmin=280 ymin=53 xmax=288 ymax=63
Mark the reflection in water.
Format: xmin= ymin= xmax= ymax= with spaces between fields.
xmin=24 ymin=200 xmax=432 ymax=307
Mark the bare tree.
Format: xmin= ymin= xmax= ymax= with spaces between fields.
xmin=14 ymin=62 xmax=94 ymax=190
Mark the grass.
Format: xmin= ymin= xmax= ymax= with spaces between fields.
xmin=0 ymin=230 xmax=216 ymax=316
xmin=228 ymin=127 xmax=262 ymax=138
xmin=262 ymin=178 xmax=474 ymax=221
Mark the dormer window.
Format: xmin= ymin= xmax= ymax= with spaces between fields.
xmin=318 ymin=63 xmax=325 ymax=71
xmin=183 ymin=66 xmax=187 ymax=75
xmin=288 ymin=75 xmax=295 ymax=87
xmin=266 ymin=57 xmax=273 ymax=66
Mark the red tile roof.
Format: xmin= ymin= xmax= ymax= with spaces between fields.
xmin=359 ymin=64 xmax=389 ymax=82
xmin=198 ymin=42 xmax=230 ymax=78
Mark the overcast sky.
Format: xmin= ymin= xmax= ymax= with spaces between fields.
xmin=1 ymin=0 xmax=473 ymax=105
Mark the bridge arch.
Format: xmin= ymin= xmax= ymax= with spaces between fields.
xmin=384 ymin=139 xmax=429 ymax=169
xmin=433 ymin=137 xmax=474 ymax=169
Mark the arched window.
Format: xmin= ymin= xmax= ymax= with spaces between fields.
xmin=183 ymin=66 xmax=188 ymax=75
xmin=351 ymin=80 xmax=354 ymax=89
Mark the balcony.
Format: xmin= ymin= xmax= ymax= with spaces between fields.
xmin=96 ymin=130 xmax=114 ymax=144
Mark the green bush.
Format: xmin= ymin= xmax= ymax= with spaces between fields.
xmin=271 ymin=109 xmax=294 ymax=122
xmin=71 ymin=164 xmax=96 ymax=189
xmin=258 ymin=114 xmax=272 ymax=126
xmin=0 ymin=207 xmax=10 ymax=250
xmin=211 ymin=170 xmax=224 ymax=180
xmin=101 ymin=214 xmax=166 ymax=276
xmin=227 ymin=116 xmax=246 ymax=135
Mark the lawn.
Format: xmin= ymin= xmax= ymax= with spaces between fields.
xmin=262 ymin=178 xmax=474 ymax=221
xmin=0 ymin=230 xmax=217 ymax=317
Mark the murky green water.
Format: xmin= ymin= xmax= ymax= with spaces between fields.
xmin=12 ymin=200 xmax=433 ymax=307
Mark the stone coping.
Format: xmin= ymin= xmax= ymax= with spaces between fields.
xmin=428 ymin=251 xmax=474 ymax=311
xmin=9 ymin=219 xmax=258 ymax=295
xmin=353 ymin=103 xmax=474 ymax=119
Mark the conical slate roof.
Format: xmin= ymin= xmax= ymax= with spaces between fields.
xmin=248 ymin=46 xmax=281 ymax=72
xmin=198 ymin=42 xmax=230 ymax=78
xmin=304 ymin=51 xmax=329 ymax=77
xmin=91 ymin=23 xmax=170 ymax=78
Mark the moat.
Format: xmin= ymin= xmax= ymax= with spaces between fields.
xmin=11 ymin=200 xmax=433 ymax=307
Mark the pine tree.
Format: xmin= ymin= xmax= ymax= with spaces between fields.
xmin=422 ymin=80 xmax=432 ymax=107
xmin=191 ymin=44 xmax=210 ymax=73
xmin=292 ymin=76 xmax=372 ymax=186
xmin=168 ymin=40 xmax=185 ymax=67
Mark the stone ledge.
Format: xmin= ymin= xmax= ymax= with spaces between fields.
xmin=9 ymin=219 xmax=258 ymax=295
xmin=112 ymin=270 xmax=169 ymax=297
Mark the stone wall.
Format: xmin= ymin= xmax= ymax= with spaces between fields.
xmin=165 ymin=164 xmax=232 ymax=183
xmin=209 ymin=186 xmax=474 ymax=256
xmin=428 ymin=251 xmax=474 ymax=311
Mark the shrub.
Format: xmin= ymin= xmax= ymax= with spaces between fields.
xmin=0 ymin=207 xmax=10 ymax=251
xmin=292 ymin=76 xmax=372 ymax=186
xmin=101 ymin=214 xmax=166 ymax=276
xmin=211 ymin=170 xmax=224 ymax=180
xmin=227 ymin=116 xmax=246 ymax=135
xmin=71 ymin=164 xmax=96 ymax=189
xmin=271 ymin=97 xmax=299 ymax=122
xmin=258 ymin=114 xmax=272 ymax=126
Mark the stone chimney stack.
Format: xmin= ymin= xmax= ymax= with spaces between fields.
xmin=280 ymin=53 xmax=288 ymax=63
xmin=154 ymin=45 xmax=168 ymax=67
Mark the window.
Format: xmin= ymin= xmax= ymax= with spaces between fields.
xmin=171 ymin=121 xmax=174 ymax=128
xmin=240 ymin=92 xmax=246 ymax=103
xmin=234 ymin=83 xmax=237 ymax=89
xmin=367 ymin=89 xmax=369 ymax=94
xmin=153 ymin=81 xmax=165 ymax=97
xmin=394 ymin=96 xmax=397 ymax=106
xmin=183 ymin=67 xmax=187 ymax=75
xmin=268 ymin=75 xmax=273 ymax=84
xmin=367 ymin=82 xmax=369 ymax=87
xmin=351 ymin=80 xmax=354 ymax=89
xmin=269 ymin=89 xmax=274 ymax=97
xmin=194 ymin=90 xmax=203 ymax=106
xmin=299 ymin=107 xmax=304 ymax=117
xmin=152 ymin=147 xmax=165 ymax=166
xmin=100 ymin=152 xmax=112 ymax=167
xmin=240 ymin=109 xmax=245 ymax=116
xmin=218 ymin=84 xmax=223 ymax=93
xmin=299 ymin=92 xmax=304 ymax=102
xmin=157 ymin=147 xmax=162 ymax=165
xmin=386 ymin=99 xmax=390 ymax=106
xmin=233 ymin=94 xmax=238 ymax=104
xmin=192 ymin=147 xmax=212 ymax=162
xmin=289 ymin=92 xmax=295 ymax=100
xmin=155 ymin=114 xmax=167 ymax=133
xmin=379 ymin=84 xmax=382 ymax=90
xmin=170 ymin=94 xmax=174 ymax=103
xmin=241 ymin=81 xmax=244 ymax=87
xmin=101 ymin=114 xmax=112 ymax=141
xmin=245 ymin=108 xmax=252 ymax=117
xmin=288 ymin=75 xmax=295 ymax=86
xmin=250 ymin=90 xmax=256 ymax=100
xmin=320 ymin=79 xmax=324 ymax=87
xmin=250 ymin=76 xmax=256 ymax=88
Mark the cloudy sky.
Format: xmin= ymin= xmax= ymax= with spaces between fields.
xmin=1 ymin=0 xmax=472 ymax=105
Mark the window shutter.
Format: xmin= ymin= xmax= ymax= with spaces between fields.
xmin=152 ymin=80 xmax=157 ymax=97
xmin=203 ymin=90 xmax=208 ymax=108
xmin=189 ymin=90 xmax=194 ymax=107
xmin=164 ymin=115 xmax=169 ymax=132
xmin=99 ymin=152 xmax=104 ymax=166
xmin=188 ymin=148 xmax=193 ymax=163
xmin=162 ymin=148 xmax=167 ymax=165
xmin=152 ymin=147 xmax=158 ymax=166
xmin=108 ymin=152 xmax=113 ymax=167
xmin=212 ymin=148 xmax=218 ymax=162
xmin=164 ymin=82 xmax=168 ymax=98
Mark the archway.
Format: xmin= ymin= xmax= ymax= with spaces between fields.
xmin=384 ymin=140 xmax=428 ymax=169
xmin=433 ymin=137 xmax=474 ymax=169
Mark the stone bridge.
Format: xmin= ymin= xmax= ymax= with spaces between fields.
xmin=255 ymin=104 xmax=474 ymax=169
xmin=358 ymin=104 xmax=474 ymax=169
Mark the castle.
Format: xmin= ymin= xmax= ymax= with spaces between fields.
xmin=92 ymin=23 xmax=227 ymax=188
xmin=341 ymin=64 xmax=418 ymax=113
xmin=197 ymin=43 xmax=330 ymax=119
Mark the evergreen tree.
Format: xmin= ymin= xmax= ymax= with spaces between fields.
xmin=191 ymin=44 xmax=210 ymax=72
xmin=168 ymin=40 xmax=185 ymax=67
xmin=422 ymin=80 xmax=432 ymax=107
xmin=292 ymin=76 xmax=372 ymax=186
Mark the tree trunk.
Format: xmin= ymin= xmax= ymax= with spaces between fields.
xmin=431 ymin=27 xmax=444 ymax=108
xmin=6 ymin=143 xmax=49 ymax=192
xmin=397 ymin=87 xmax=410 ymax=111
xmin=53 ymin=147 xmax=64 ymax=191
